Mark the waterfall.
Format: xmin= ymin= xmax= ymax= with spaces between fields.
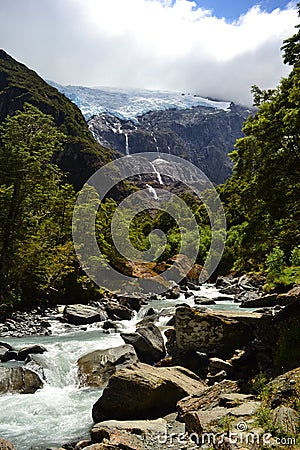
xmin=125 ymin=133 xmax=130 ymax=156
xmin=150 ymin=161 xmax=163 ymax=185
xmin=146 ymin=184 xmax=158 ymax=200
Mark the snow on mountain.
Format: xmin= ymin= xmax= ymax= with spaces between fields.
xmin=47 ymin=81 xmax=231 ymax=122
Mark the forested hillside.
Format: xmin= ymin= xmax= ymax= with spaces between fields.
xmin=220 ymin=9 xmax=300 ymax=288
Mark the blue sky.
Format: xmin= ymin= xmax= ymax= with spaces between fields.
xmin=192 ymin=0 xmax=295 ymax=20
xmin=0 ymin=0 xmax=298 ymax=105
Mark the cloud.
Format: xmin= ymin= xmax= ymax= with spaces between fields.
xmin=0 ymin=0 xmax=298 ymax=105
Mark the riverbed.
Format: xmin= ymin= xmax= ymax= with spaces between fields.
xmin=0 ymin=285 xmax=242 ymax=449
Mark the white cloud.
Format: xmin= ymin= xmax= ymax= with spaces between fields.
xmin=0 ymin=0 xmax=298 ymax=105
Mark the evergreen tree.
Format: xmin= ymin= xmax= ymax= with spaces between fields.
xmin=0 ymin=104 xmax=75 ymax=308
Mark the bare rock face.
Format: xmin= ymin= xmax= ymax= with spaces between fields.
xmin=0 ymin=366 xmax=43 ymax=394
xmin=172 ymin=306 xmax=264 ymax=359
xmin=92 ymin=362 xmax=206 ymax=423
xmin=121 ymin=323 xmax=165 ymax=364
xmin=63 ymin=304 xmax=107 ymax=325
xmin=88 ymin=104 xmax=251 ymax=185
xmin=77 ymin=344 xmax=138 ymax=387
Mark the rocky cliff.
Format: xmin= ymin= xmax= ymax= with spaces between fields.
xmin=88 ymin=103 xmax=252 ymax=184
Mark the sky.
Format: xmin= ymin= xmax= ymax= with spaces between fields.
xmin=0 ymin=0 xmax=298 ymax=105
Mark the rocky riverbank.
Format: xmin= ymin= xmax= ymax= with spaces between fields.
xmin=0 ymin=276 xmax=299 ymax=449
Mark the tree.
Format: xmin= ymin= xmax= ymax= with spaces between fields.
xmin=221 ymin=9 xmax=300 ymax=270
xmin=0 ymin=104 xmax=75 ymax=307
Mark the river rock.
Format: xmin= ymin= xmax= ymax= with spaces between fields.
xmin=194 ymin=297 xmax=216 ymax=306
xmin=92 ymin=362 xmax=206 ymax=422
xmin=77 ymin=344 xmax=138 ymax=387
xmin=240 ymin=294 xmax=278 ymax=309
xmin=91 ymin=418 xmax=166 ymax=450
xmin=165 ymin=284 xmax=181 ymax=299
xmin=64 ymin=304 xmax=107 ymax=325
xmin=115 ymin=294 xmax=147 ymax=312
xmin=177 ymin=380 xmax=240 ymax=419
xmin=0 ymin=438 xmax=16 ymax=450
xmin=172 ymin=306 xmax=266 ymax=359
xmin=121 ymin=323 xmax=165 ymax=364
xmin=17 ymin=344 xmax=47 ymax=361
xmin=272 ymin=405 xmax=299 ymax=435
xmin=105 ymin=301 xmax=133 ymax=321
xmin=0 ymin=366 xmax=43 ymax=393
xmin=0 ymin=350 xmax=18 ymax=362
xmin=277 ymin=286 xmax=300 ymax=306
xmin=208 ymin=357 xmax=234 ymax=375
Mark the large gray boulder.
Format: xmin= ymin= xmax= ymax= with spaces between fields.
xmin=92 ymin=362 xmax=206 ymax=423
xmin=121 ymin=323 xmax=165 ymax=364
xmin=171 ymin=306 xmax=269 ymax=358
xmin=0 ymin=366 xmax=43 ymax=394
xmin=77 ymin=344 xmax=138 ymax=387
xmin=63 ymin=304 xmax=107 ymax=325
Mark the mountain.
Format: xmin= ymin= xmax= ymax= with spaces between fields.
xmin=0 ymin=50 xmax=112 ymax=189
xmin=50 ymin=83 xmax=252 ymax=184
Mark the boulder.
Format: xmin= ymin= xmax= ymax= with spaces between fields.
xmin=105 ymin=301 xmax=133 ymax=321
xmin=92 ymin=362 xmax=206 ymax=422
xmin=277 ymin=286 xmax=300 ymax=306
xmin=0 ymin=350 xmax=18 ymax=362
xmin=194 ymin=297 xmax=216 ymax=306
xmin=115 ymin=294 xmax=146 ymax=312
xmin=0 ymin=367 xmax=43 ymax=394
xmin=272 ymin=405 xmax=299 ymax=435
xmin=177 ymin=379 xmax=259 ymax=437
xmin=17 ymin=344 xmax=47 ymax=361
xmin=208 ymin=357 xmax=234 ymax=376
xmin=78 ymin=345 xmax=138 ymax=387
xmin=121 ymin=323 xmax=165 ymax=364
xmin=172 ymin=307 xmax=266 ymax=358
xmin=177 ymin=380 xmax=240 ymax=419
xmin=165 ymin=284 xmax=181 ymax=299
xmin=268 ymin=367 xmax=300 ymax=408
xmin=64 ymin=304 xmax=107 ymax=325
xmin=91 ymin=419 xmax=166 ymax=450
xmin=240 ymin=294 xmax=277 ymax=309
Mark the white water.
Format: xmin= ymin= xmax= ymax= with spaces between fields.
xmin=0 ymin=286 xmax=239 ymax=449
xmin=146 ymin=183 xmax=158 ymax=200
xmin=150 ymin=161 xmax=163 ymax=185
xmin=124 ymin=132 xmax=130 ymax=156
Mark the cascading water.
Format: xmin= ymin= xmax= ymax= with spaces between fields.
xmin=0 ymin=326 xmax=130 ymax=450
xmin=150 ymin=161 xmax=163 ymax=185
xmin=145 ymin=183 xmax=158 ymax=200
xmin=124 ymin=133 xmax=130 ymax=156
xmin=0 ymin=286 xmax=240 ymax=449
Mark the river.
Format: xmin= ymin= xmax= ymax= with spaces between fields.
xmin=0 ymin=285 xmax=241 ymax=449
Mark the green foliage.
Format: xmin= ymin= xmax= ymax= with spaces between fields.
xmin=274 ymin=319 xmax=300 ymax=374
xmin=220 ymin=12 xmax=300 ymax=273
xmin=291 ymin=245 xmax=300 ymax=266
xmin=0 ymin=104 xmax=76 ymax=308
xmin=266 ymin=247 xmax=285 ymax=275
xmin=0 ymin=50 xmax=112 ymax=190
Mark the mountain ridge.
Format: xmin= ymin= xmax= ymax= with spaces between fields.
xmin=0 ymin=50 xmax=113 ymax=189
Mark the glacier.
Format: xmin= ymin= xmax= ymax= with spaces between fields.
xmin=47 ymin=81 xmax=231 ymax=122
